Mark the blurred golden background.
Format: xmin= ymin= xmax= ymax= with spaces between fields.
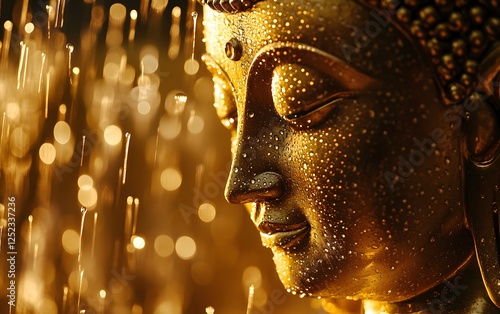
xmin=0 ymin=1 xmax=355 ymax=313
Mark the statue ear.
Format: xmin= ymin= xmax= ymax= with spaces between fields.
xmin=463 ymin=44 xmax=500 ymax=308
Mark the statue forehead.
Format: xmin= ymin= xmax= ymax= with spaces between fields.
xmin=203 ymin=0 xmax=419 ymax=96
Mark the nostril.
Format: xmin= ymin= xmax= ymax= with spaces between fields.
xmin=249 ymin=172 xmax=285 ymax=198
xmin=225 ymin=171 xmax=285 ymax=204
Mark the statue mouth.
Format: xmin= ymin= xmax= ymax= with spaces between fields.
xmin=258 ymin=221 xmax=310 ymax=250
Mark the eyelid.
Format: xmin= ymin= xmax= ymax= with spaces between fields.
xmin=284 ymin=91 xmax=357 ymax=120
xmin=283 ymin=92 xmax=356 ymax=129
xmin=247 ymin=42 xmax=380 ymax=91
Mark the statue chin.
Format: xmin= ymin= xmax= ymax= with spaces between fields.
xmin=201 ymin=0 xmax=500 ymax=311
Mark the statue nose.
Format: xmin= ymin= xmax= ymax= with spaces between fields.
xmin=225 ymin=171 xmax=285 ymax=204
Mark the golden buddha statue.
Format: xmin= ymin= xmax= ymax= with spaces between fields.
xmin=200 ymin=0 xmax=500 ymax=312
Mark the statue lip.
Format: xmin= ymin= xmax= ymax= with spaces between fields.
xmin=258 ymin=221 xmax=310 ymax=249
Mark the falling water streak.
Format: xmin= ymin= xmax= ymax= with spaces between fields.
xmin=140 ymin=0 xmax=150 ymax=23
xmin=195 ymin=164 xmax=204 ymax=193
xmin=153 ymin=127 xmax=159 ymax=167
xmin=132 ymin=198 xmax=139 ymax=236
xmin=55 ymin=0 xmax=66 ymax=28
xmin=77 ymin=207 xmax=88 ymax=314
xmin=58 ymin=104 xmax=67 ymax=122
xmin=1 ymin=21 xmax=12 ymax=71
xmin=140 ymin=61 xmax=145 ymax=82
xmin=122 ymin=133 xmax=131 ymax=185
xmin=125 ymin=196 xmax=133 ymax=244
xmin=19 ymin=0 xmax=29 ymax=34
xmin=17 ymin=42 xmax=27 ymax=89
xmin=129 ymin=10 xmax=137 ymax=42
xmin=55 ymin=0 xmax=62 ymax=27
xmin=168 ymin=7 xmax=181 ymax=59
xmin=24 ymin=22 xmax=34 ymax=42
xmin=45 ymin=72 xmax=50 ymax=118
xmin=119 ymin=55 xmax=127 ymax=76
xmin=62 ymin=285 xmax=69 ymax=314
xmin=80 ymin=135 xmax=86 ymax=166
xmin=112 ymin=239 xmax=120 ymax=269
xmin=114 ymin=167 xmax=123 ymax=211
xmin=0 ymin=226 xmax=3 ymax=254
xmin=66 ymin=44 xmax=74 ymax=82
xmin=33 ymin=243 xmax=39 ymax=271
xmin=78 ymin=207 xmax=88 ymax=266
xmin=191 ymin=11 xmax=198 ymax=62
xmin=77 ymin=269 xmax=85 ymax=313
xmin=38 ymin=53 xmax=46 ymax=93
xmin=91 ymin=212 xmax=98 ymax=261
xmin=21 ymin=43 xmax=29 ymax=89
xmin=59 ymin=0 xmax=67 ymax=28
xmin=46 ymin=5 xmax=52 ymax=40
xmin=27 ymin=215 xmax=33 ymax=255
xmin=99 ymin=291 xmax=106 ymax=314
xmin=246 ymin=285 xmax=255 ymax=314
xmin=0 ymin=112 xmax=6 ymax=162
xmin=70 ymin=67 xmax=80 ymax=125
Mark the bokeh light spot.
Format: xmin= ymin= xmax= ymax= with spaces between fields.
xmin=62 ymin=229 xmax=79 ymax=254
xmin=78 ymin=175 xmax=94 ymax=189
xmin=104 ymin=125 xmax=122 ymax=145
xmin=78 ymin=187 xmax=98 ymax=208
xmin=242 ymin=266 xmax=262 ymax=289
xmin=160 ymin=167 xmax=182 ymax=191
xmin=154 ymin=235 xmax=174 ymax=257
xmin=39 ymin=143 xmax=56 ymax=165
xmin=54 ymin=121 xmax=71 ymax=145
xmin=175 ymin=236 xmax=196 ymax=260
xmin=184 ymin=59 xmax=199 ymax=75
xmin=137 ymin=101 xmax=151 ymax=115
xmin=198 ymin=203 xmax=216 ymax=223
xmin=132 ymin=235 xmax=146 ymax=249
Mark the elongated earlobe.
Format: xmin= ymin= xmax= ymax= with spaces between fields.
xmin=463 ymin=46 xmax=500 ymax=308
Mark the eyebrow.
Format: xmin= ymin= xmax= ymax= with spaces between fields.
xmin=248 ymin=42 xmax=380 ymax=91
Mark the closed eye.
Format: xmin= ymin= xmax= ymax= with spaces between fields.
xmin=283 ymin=92 xmax=356 ymax=129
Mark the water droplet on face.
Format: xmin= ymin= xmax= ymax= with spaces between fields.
xmin=249 ymin=112 xmax=255 ymax=118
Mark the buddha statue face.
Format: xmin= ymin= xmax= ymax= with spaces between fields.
xmin=202 ymin=0 xmax=500 ymax=306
